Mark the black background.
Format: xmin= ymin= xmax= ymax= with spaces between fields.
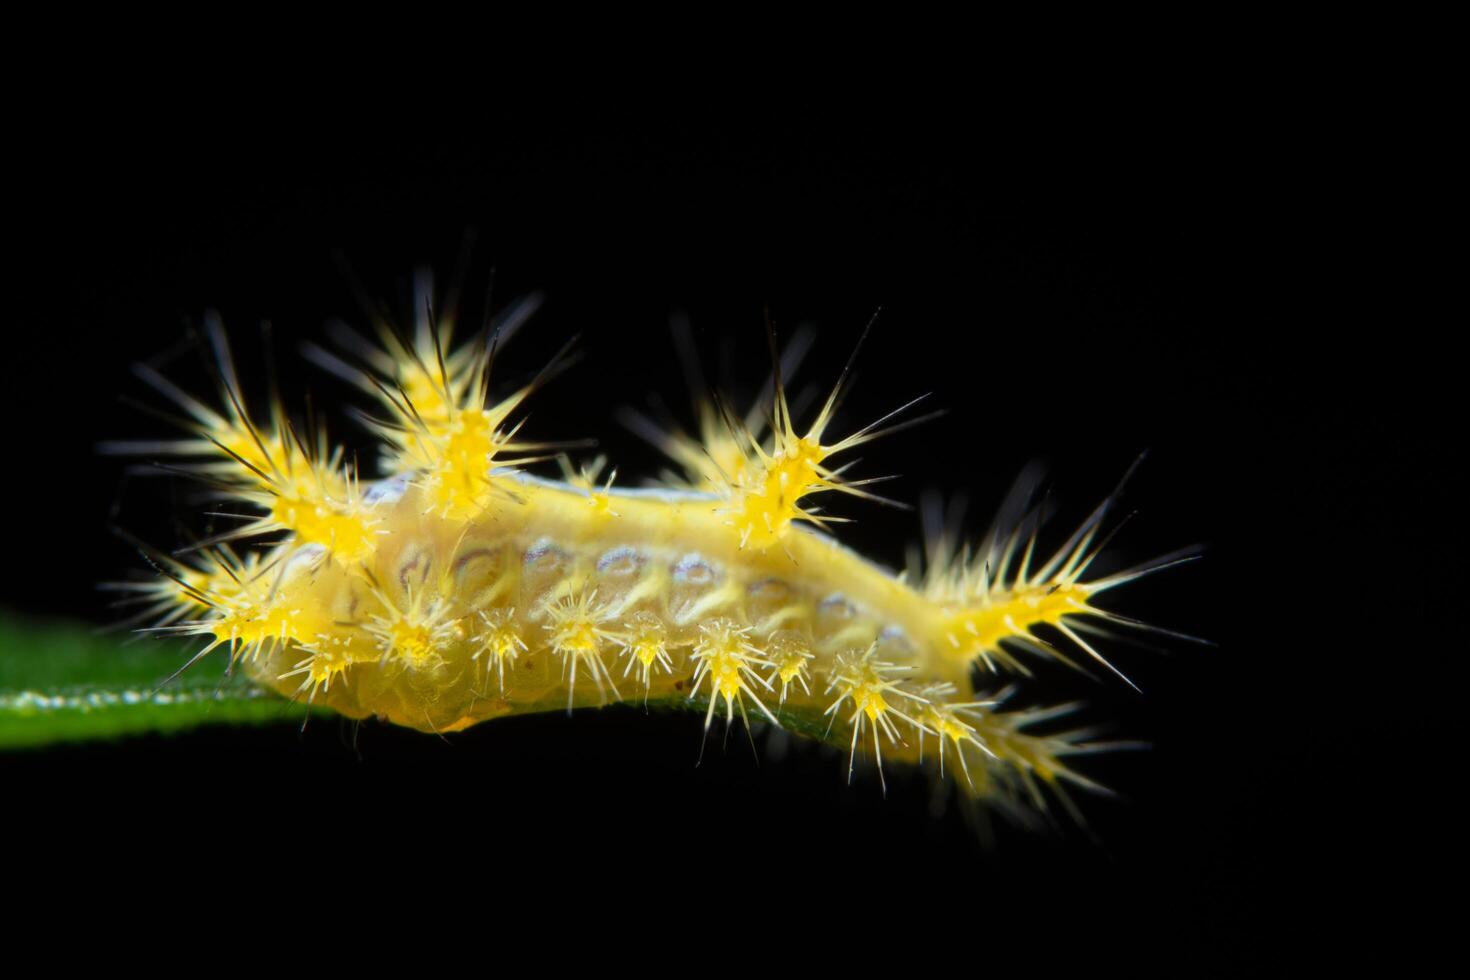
xmin=4 ymin=89 xmax=1448 ymax=967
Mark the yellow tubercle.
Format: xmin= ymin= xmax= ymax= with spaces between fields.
xmin=689 ymin=619 xmax=778 ymax=729
xmin=397 ymin=391 xmax=533 ymax=521
xmin=618 ymin=610 xmax=672 ymax=693
xmin=941 ymin=581 xmax=1094 ymax=665
xmin=472 ymin=608 xmax=528 ymax=689
xmin=543 ymin=589 xmax=622 ymax=708
xmin=271 ymin=492 xmax=380 ymax=564
xmin=768 ymin=630 xmax=815 ymax=704
xmin=824 ymin=645 xmax=930 ymax=783
xmin=185 ymin=547 xmax=337 ymax=669
xmin=726 ymin=435 xmax=829 ymax=550
xmin=281 ymin=633 xmax=359 ymax=703
xmin=559 ymin=455 xmax=621 ymax=520
xmin=365 ymin=589 xmax=462 ymax=673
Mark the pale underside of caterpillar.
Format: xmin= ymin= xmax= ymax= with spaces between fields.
xmin=110 ymin=283 xmax=1199 ymax=822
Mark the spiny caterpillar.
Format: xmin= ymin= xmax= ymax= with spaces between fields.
xmin=110 ymin=275 xmax=1200 ymax=825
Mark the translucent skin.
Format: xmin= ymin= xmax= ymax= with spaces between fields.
xmin=248 ymin=473 xmax=943 ymax=731
xmin=233 ymin=471 xmax=1118 ymax=793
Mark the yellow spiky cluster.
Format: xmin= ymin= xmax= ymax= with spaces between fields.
xmin=117 ymin=285 xmax=1199 ymax=826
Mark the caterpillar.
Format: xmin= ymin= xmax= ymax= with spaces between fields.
xmin=109 ymin=274 xmax=1200 ymax=826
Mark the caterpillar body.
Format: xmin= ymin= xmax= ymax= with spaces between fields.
xmin=113 ymin=282 xmax=1199 ymax=823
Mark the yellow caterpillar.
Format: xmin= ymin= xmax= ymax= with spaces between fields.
xmin=113 ymin=280 xmax=1199 ymax=822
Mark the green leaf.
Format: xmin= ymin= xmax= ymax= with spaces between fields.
xmin=0 ymin=613 xmax=844 ymax=751
xmin=642 ymin=695 xmax=839 ymax=744
xmin=0 ymin=613 xmax=311 ymax=749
